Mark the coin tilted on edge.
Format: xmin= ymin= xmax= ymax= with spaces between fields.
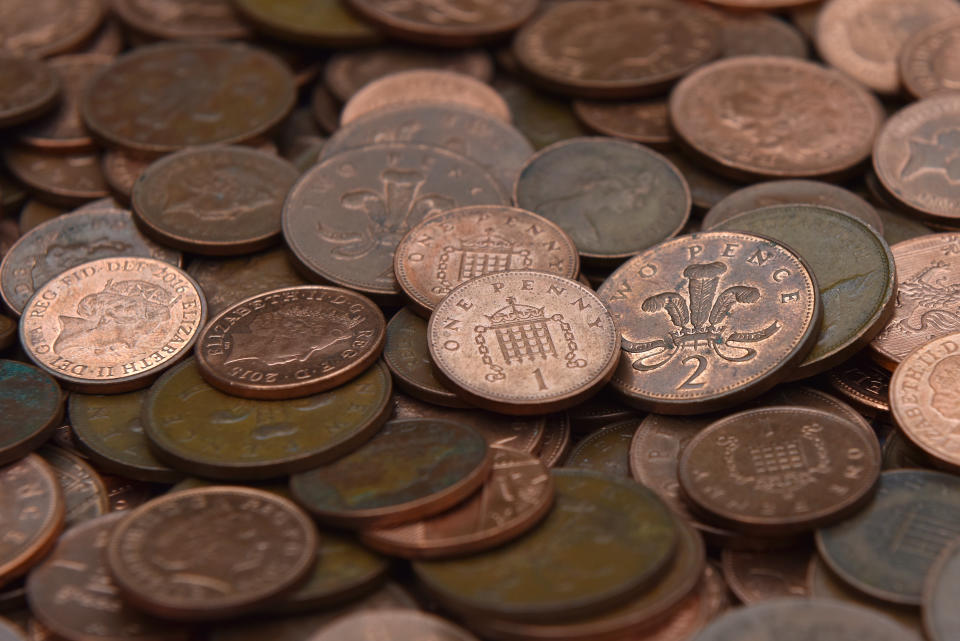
xmin=0 ymin=360 xmax=62 ymax=466
xmin=900 ymin=18 xmax=960 ymax=99
xmin=0 ymin=56 xmax=61 ymax=129
xmin=721 ymin=545 xmax=811 ymax=604
xmin=429 ymin=271 xmax=619 ymax=415
xmin=0 ymin=455 xmax=64 ymax=586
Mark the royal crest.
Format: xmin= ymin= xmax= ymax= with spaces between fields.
xmin=434 ymin=228 xmax=532 ymax=296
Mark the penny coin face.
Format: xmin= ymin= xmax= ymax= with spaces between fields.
xmin=0 ymin=360 xmax=62 ymax=466
xmin=290 ymin=418 xmax=492 ymax=529
xmin=598 ymin=232 xmax=820 ymax=413
xmin=283 ymin=143 xmax=506 ymax=303
xmin=816 ymin=0 xmax=960 ymax=94
xmin=720 ymin=12 xmax=809 ymax=59
xmin=714 ymin=205 xmax=897 ymax=379
xmin=925 ymin=540 xmax=960 ymax=641
xmin=106 ymin=487 xmax=317 ymax=621
xmin=231 ymin=0 xmax=381 ymax=47
xmin=721 ymin=546 xmax=811 ymax=604
xmin=413 ymin=469 xmax=677 ymax=622
xmin=565 ymin=419 xmax=639 ymax=479
xmin=38 ymin=445 xmax=108 ymax=529
xmin=874 ymin=95 xmax=960 ymax=224
xmin=0 ymin=455 xmax=64 ymax=585
xmin=0 ymin=0 xmax=106 ymax=58
xmin=670 ymin=57 xmax=883 ymax=180
xmin=429 ymin=271 xmax=619 ymax=415
xmin=144 ymin=359 xmax=392 ymax=480
xmin=111 ymin=0 xmax=252 ymax=40
xmin=901 ymin=18 xmax=960 ymax=99
xmin=571 ymin=99 xmax=672 ymax=149
xmin=827 ymin=356 xmax=891 ymax=414
xmin=513 ymin=0 xmax=721 ymax=99
xmin=3 ymin=148 xmax=108 ymax=207
xmin=187 ymin=249 xmax=307 ymax=318
xmin=492 ymin=75 xmax=589 ymax=151
xmin=383 ymin=308 xmax=467 ymax=408
xmin=514 ymin=138 xmax=690 ymax=266
xmin=82 ymin=42 xmax=296 ymax=153
xmin=312 ymin=610 xmax=479 ymax=641
xmin=0 ymin=57 xmax=60 ymax=129
xmin=395 ymin=206 xmax=578 ymax=315
xmin=132 ymin=146 xmax=298 ymax=256
xmin=817 ymin=469 xmax=960 ymax=605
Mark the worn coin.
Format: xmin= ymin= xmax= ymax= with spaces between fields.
xmin=231 ymin=0 xmax=381 ymax=47
xmin=670 ymin=57 xmax=883 ymax=181
xmin=492 ymin=75 xmax=589 ymax=151
xmin=311 ymin=610 xmax=478 ymax=641
xmin=187 ymin=248 xmax=308 ymax=318
xmin=565 ymin=419 xmax=639 ymax=478
xmin=0 ymin=361 xmax=62 ymax=466
xmin=144 ymin=358 xmax=392 ymax=480
xmin=3 ymin=148 xmax=108 ymax=208
xmin=571 ymin=99 xmax=672 ymax=149
xmin=0 ymin=0 xmax=106 ymax=58
xmin=715 ymin=205 xmax=897 ymax=379
xmin=925 ymin=539 xmax=960 ymax=641
xmin=0 ymin=57 xmax=60 ymax=130
xmin=37 ymin=445 xmax=107 ymax=528
xmin=598 ymin=232 xmax=820 ymax=413
xmin=514 ymin=138 xmax=690 ymax=266
xmin=291 ymin=418 xmax=492 ymax=529
xmin=900 ymin=18 xmax=960 ymax=99
xmin=720 ymin=12 xmax=809 ymax=59
xmin=111 ymin=0 xmax=252 ymax=40
xmin=0 ymin=455 xmax=64 ymax=586
xmin=827 ymin=356 xmax=891 ymax=415
xmin=721 ymin=546 xmax=811 ymax=604
xmin=513 ymin=0 xmax=721 ymax=99
xmin=536 ymin=413 xmax=572 ymax=469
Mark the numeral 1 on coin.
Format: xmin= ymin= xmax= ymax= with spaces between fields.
xmin=532 ymin=368 xmax=548 ymax=390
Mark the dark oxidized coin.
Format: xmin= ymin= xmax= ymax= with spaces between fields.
xmin=565 ymin=419 xmax=639 ymax=479
xmin=663 ymin=151 xmax=738 ymax=213
xmin=721 ymin=545 xmax=811 ymax=604
xmin=720 ymin=12 xmax=809 ymax=59
xmin=37 ymin=445 xmax=107 ymax=529
xmin=571 ymin=99 xmax=672 ymax=149
xmin=111 ymin=0 xmax=252 ymax=41
xmin=536 ymin=412 xmax=571 ymax=469
xmin=925 ymin=540 xmax=960 ymax=641
xmin=231 ymin=0 xmax=381 ymax=47
xmin=0 ymin=0 xmax=106 ymax=58
xmin=0 ymin=361 xmax=62 ymax=466
xmin=827 ymin=356 xmax=891 ymax=416
xmin=0 ymin=57 xmax=60 ymax=130
xmin=0 ymin=316 xmax=15 ymax=351
xmin=2 ymin=148 xmax=108 ymax=208
xmin=567 ymin=394 xmax=636 ymax=434
xmin=0 ymin=455 xmax=64 ymax=587
xmin=900 ymin=18 xmax=960 ymax=99
xmin=492 ymin=76 xmax=589 ymax=151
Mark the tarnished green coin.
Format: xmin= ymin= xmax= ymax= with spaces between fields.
xmin=143 ymin=359 xmax=392 ymax=480
xmin=412 ymin=469 xmax=677 ymax=623
xmin=492 ymin=76 xmax=589 ymax=151
xmin=817 ymin=469 xmax=960 ymax=605
xmin=68 ymin=389 xmax=182 ymax=484
xmin=565 ymin=419 xmax=640 ymax=478
xmin=714 ymin=204 xmax=897 ymax=378
xmin=877 ymin=207 xmax=933 ymax=246
xmin=37 ymin=445 xmax=108 ymax=528
xmin=926 ymin=540 xmax=960 ymax=641
xmin=232 ymin=0 xmax=381 ymax=47
xmin=0 ymin=360 xmax=62 ymax=466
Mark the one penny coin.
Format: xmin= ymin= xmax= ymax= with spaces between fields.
xmin=38 ymin=445 xmax=108 ymax=529
xmin=0 ymin=0 xmax=106 ymax=58
xmin=721 ymin=545 xmax=811 ymax=604
xmin=311 ymin=610 xmax=479 ymax=641
xmin=900 ymin=18 xmax=960 ymax=99
xmin=670 ymin=57 xmax=883 ymax=181
xmin=827 ymin=356 xmax=891 ymax=415
xmin=571 ymin=99 xmax=672 ymax=149
xmin=597 ymin=232 xmax=821 ymax=413
xmin=3 ymin=148 xmax=108 ymax=207
xmin=0 ymin=455 xmax=64 ymax=586
xmin=565 ymin=419 xmax=639 ymax=478
xmin=131 ymin=146 xmax=298 ymax=255
xmin=925 ymin=540 xmax=960 ymax=641
xmin=514 ymin=138 xmax=690 ymax=266
xmin=290 ymin=418 xmax=492 ymax=529
xmin=0 ymin=57 xmax=60 ymax=129
xmin=231 ymin=0 xmax=381 ymax=47
xmin=0 ymin=361 xmax=62 ymax=466
xmin=187 ymin=248 xmax=308 ymax=318
xmin=111 ymin=0 xmax=252 ymax=41
xmin=82 ymin=42 xmax=296 ymax=153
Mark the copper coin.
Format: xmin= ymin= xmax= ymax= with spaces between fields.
xmin=882 ymin=428 xmax=934 ymax=470
xmin=309 ymin=85 xmax=340 ymax=135
xmin=362 ymin=446 xmax=554 ymax=559
xmin=17 ymin=201 xmax=63 ymax=235
xmin=702 ymin=180 xmax=883 ymax=235
xmin=828 ymin=356 xmax=891 ymax=415
xmin=395 ymin=205 xmax=578 ymax=315
xmin=720 ymin=12 xmax=809 ymax=59
xmin=873 ymin=95 xmax=960 ymax=225
xmin=100 ymin=149 xmax=153 ymax=202
xmin=82 ymin=42 xmax=296 ymax=153
xmin=311 ymin=610 xmax=478 ymax=641
xmin=662 ymin=151 xmax=738 ymax=213
xmin=670 ymin=57 xmax=883 ymax=181
xmin=282 ymin=143 xmax=506 ymax=304
xmin=0 ymin=360 xmax=62 ymax=466
xmin=131 ymin=146 xmax=298 ymax=255
xmin=565 ymin=419 xmax=639 ymax=478
xmin=324 ymin=48 xmax=493 ymax=103
xmin=816 ymin=0 xmax=960 ymax=95
xmin=111 ymin=0 xmax=252 ymax=41
xmin=925 ymin=539 xmax=960 ymax=641
xmin=19 ymin=257 xmax=206 ymax=393
xmin=512 ymin=0 xmax=721 ymax=99
xmin=900 ymin=18 xmax=960 ymax=99
xmin=720 ymin=545 xmax=811 ymax=604
xmin=536 ymin=412 xmax=572 ymax=468
xmin=37 ymin=445 xmax=107 ymax=528
xmin=706 ymin=0 xmax=819 ymax=6
xmin=107 ymin=487 xmax=317 ymax=621
xmin=79 ymin=17 xmax=124 ymax=56
xmin=492 ymin=75 xmax=589 ymax=151
xmin=0 ymin=455 xmax=64 ymax=586
xmin=3 ymin=148 xmax=107 ymax=208
xmin=101 ymin=475 xmax=159 ymax=513
xmin=0 ymin=316 xmax=15 ymax=351
xmin=384 ymin=308 xmax=468 ymax=408
xmin=0 ymin=57 xmax=60 ymax=129
xmin=571 ymin=99 xmax=672 ymax=149
xmin=290 ymin=418 xmax=493 ymax=529
xmin=514 ymin=138 xmax=690 ymax=266
xmin=598 ymin=232 xmax=820 ymax=413
xmin=231 ymin=0 xmax=381 ymax=47
xmin=0 ymin=0 xmax=106 ymax=58
xmin=0 ymin=207 xmax=181 ymax=316
xmin=869 ymin=233 xmax=960 ymax=370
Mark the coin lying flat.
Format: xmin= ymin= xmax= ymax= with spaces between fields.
xmin=3 ymin=148 xmax=109 ymax=207
xmin=187 ymin=249 xmax=309 ymax=318
xmin=571 ymin=99 xmax=672 ymax=149
xmin=0 ymin=57 xmax=60 ymax=130
xmin=565 ymin=419 xmax=639 ymax=478
xmin=0 ymin=0 xmax=106 ymax=58
xmin=110 ymin=0 xmax=252 ymax=41
xmin=0 ymin=361 xmax=62 ymax=466
xmin=492 ymin=76 xmax=590 ymax=151
xmin=0 ymin=455 xmax=64 ymax=587
xmin=231 ymin=0 xmax=381 ymax=47
xmin=720 ymin=12 xmax=809 ymax=59
xmin=721 ymin=545 xmax=811 ymax=604
xmin=925 ymin=540 xmax=960 ymax=641
xmin=311 ymin=610 xmax=479 ymax=641
xmin=38 ymin=445 xmax=108 ymax=529
xmin=900 ymin=18 xmax=960 ymax=99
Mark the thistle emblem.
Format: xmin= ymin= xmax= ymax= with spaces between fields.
xmin=622 ymin=262 xmax=780 ymax=371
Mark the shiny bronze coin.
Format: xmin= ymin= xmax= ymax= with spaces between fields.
xmin=131 ymin=146 xmax=298 ymax=255
xmin=0 ymin=0 xmax=106 ymax=58
xmin=598 ymin=232 xmax=820 ymax=413
xmin=828 ymin=356 xmax=891 ymax=415
xmin=925 ymin=540 xmax=960 ymax=641
xmin=69 ymin=389 xmax=181 ymax=483
xmin=0 ymin=360 xmax=62 ymax=466
xmin=663 ymin=151 xmax=738 ymax=213
xmin=144 ymin=358 xmax=392 ymax=480
xmin=901 ymin=18 xmax=960 ymax=99
xmin=231 ymin=0 xmax=380 ymax=47
xmin=514 ymin=138 xmax=690 ymax=266
xmin=0 ymin=316 xmax=15 ymax=352
xmin=816 ymin=0 xmax=960 ymax=95
xmin=290 ymin=418 xmax=492 ymax=529
xmin=513 ymin=0 xmax=721 ymax=99
xmin=492 ymin=75 xmax=589 ymax=151
xmin=395 ymin=205 xmax=578 ymax=315
xmin=873 ymin=95 xmax=960 ymax=225
xmin=0 ymin=455 xmax=64 ymax=586
xmin=37 ymin=445 xmax=107 ymax=528
xmin=571 ymin=99 xmax=672 ymax=149
xmin=2 ymin=148 xmax=107 ymax=208
xmin=536 ymin=413 xmax=572 ymax=469
xmin=720 ymin=12 xmax=809 ymax=59
xmin=429 ymin=271 xmax=619 ymax=415
xmin=670 ymin=57 xmax=883 ymax=181
xmin=312 ymin=610 xmax=478 ymax=641
xmin=384 ymin=308 xmax=468 ymax=408
xmin=0 ymin=57 xmax=60 ymax=129
xmin=870 ymin=233 xmax=960 ymax=370
xmin=714 ymin=205 xmax=897 ymax=379
xmin=82 ymin=42 xmax=296 ymax=153
xmin=100 ymin=149 xmax=152 ymax=202
xmin=20 ymin=257 xmax=205 ymax=393
xmin=565 ymin=419 xmax=639 ymax=478
xmin=721 ymin=546 xmax=811 ymax=604
xmin=413 ymin=469 xmax=678 ymax=623
xmin=0 ymin=207 xmax=181 ymax=316
xmin=362 ymin=446 xmax=554 ymax=559
xmin=195 ymin=285 xmax=386 ymax=399
xmin=111 ymin=0 xmax=252 ymax=40
xmin=283 ymin=143 xmax=506 ymax=304
xmin=817 ymin=469 xmax=960 ymax=605
xmin=17 ymin=201 xmax=63 ymax=235
xmin=106 ymin=487 xmax=317 ymax=621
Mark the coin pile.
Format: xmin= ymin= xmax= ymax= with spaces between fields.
xmin=1 ymin=0 xmax=960 ymax=639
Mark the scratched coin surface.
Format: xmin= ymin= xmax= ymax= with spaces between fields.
xmin=571 ymin=99 xmax=672 ymax=149
xmin=429 ymin=271 xmax=619 ymax=415
xmin=282 ymin=143 xmax=506 ymax=303
xmin=106 ymin=487 xmax=317 ymax=621
xmin=0 ymin=361 xmax=62 ymax=466
xmin=38 ymin=445 xmax=108 ymax=529
xmin=0 ymin=57 xmax=60 ymax=129
xmin=565 ymin=419 xmax=639 ymax=479
xmin=721 ymin=546 xmax=811 ymax=604
xmin=312 ymin=610 xmax=478 ymax=641
xmin=714 ymin=205 xmax=897 ymax=379
xmin=413 ymin=470 xmax=677 ymax=622
xmin=82 ymin=42 xmax=296 ymax=153
xmin=598 ymin=232 xmax=820 ymax=413
xmin=817 ymin=469 xmax=960 ymax=605
xmin=827 ymin=356 xmax=891 ymax=415
xmin=231 ymin=0 xmax=381 ymax=47
xmin=290 ymin=418 xmax=492 ymax=529
xmin=513 ymin=0 xmax=721 ymax=98
xmin=186 ymin=249 xmax=307 ymax=318
xmin=111 ymin=0 xmax=252 ymax=40
xmin=132 ymin=146 xmax=298 ymax=255
xmin=900 ymin=18 xmax=960 ymax=99
xmin=670 ymin=57 xmax=883 ymax=180
xmin=3 ymin=148 xmax=109 ymax=207
xmin=925 ymin=540 xmax=960 ymax=641
xmin=0 ymin=455 xmax=64 ymax=587
xmin=0 ymin=0 xmax=106 ymax=58
xmin=514 ymin=138 xmax=690 ymax=266
xmin=383 ymin=308 xmax=467 ymax=408
xmin=144 ymin=358 xmax=392 ymax=480
xmin=20 ymin=257 xmax=205 ymax=393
